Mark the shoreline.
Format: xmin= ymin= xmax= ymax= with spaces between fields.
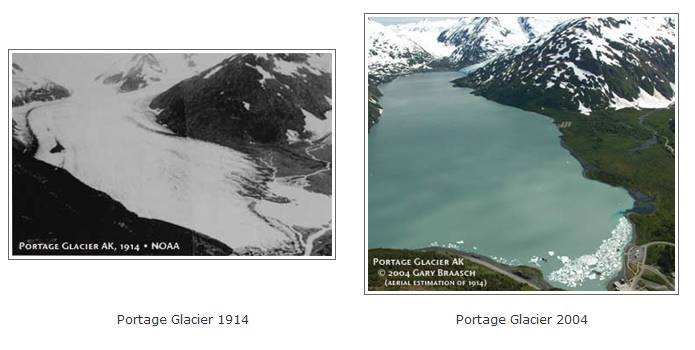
xmin=417 ymin=247 xmax=557 ymax=290
xmin=557 ymin=132 xmax=650 ymax=291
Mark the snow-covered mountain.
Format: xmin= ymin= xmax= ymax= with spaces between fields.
xmin=367 ymin=17 xmax=567 ymax=82
xmin=95 ymin=53 xmax=228 ymax=93
xmin=367 ymin=19 xmax=434 ymax=83
xmin=439 ymin=17 xmax=566 ymax=68
xmin=391 ymin=19 xmax=459 ymax=57
xmin=150 ymin=53 xmax=332 ymax=144
xmin=12 ymin=63 xmax=70 ymax=107
xmin=95 ymin=54 xmax=165 ymax=92
xmin=454 ymin=17 xmax=676 ymax=115
xmin=518 ymin=17 xmax=568 ymax=39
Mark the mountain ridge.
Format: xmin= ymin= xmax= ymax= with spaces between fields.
xmin=453 ymin=16 xmax=676 ymax=114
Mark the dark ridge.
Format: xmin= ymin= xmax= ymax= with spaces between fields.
xmin=149 ymin=54 xmax=331 ymax=145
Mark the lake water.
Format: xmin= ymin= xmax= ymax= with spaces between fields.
xmin=368 ymin=72 xmax=634 ymax=290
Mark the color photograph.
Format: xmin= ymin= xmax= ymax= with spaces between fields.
xmin=366 ymin=15 xmax=676 ymax=292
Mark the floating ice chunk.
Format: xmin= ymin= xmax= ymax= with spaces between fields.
xmin=548 ymin=251 xmax=555 ymax=257
xmin=549 ymin=217 xmax=632 ymax=288
xmin=578 ymin=255 xmax=598 ymax=266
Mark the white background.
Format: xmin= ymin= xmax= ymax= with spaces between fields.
xmin=1 ymin=1 xmax=692 ymax=349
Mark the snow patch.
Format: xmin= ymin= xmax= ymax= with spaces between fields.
xmin=611 ymin=87 xmax=673 ymax=110
xmin=302 ymin=108 xmax=332 ymax=140
xmin=286 ymin=129 xmax=300 ymax=143
xmin=577 ymin=101 xmax=592 ymax=115
xmin=246 ymin=63 xmax=273 ymax=83
xmin=203 ymin=65 xmax=223 ymax=79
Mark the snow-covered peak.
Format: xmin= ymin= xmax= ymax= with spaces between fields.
xmin=12 ymin=62 xmax=71 ymax=107
xmin=96 ymin=53 xmax=231 ymax=93
xmin=439 ymin=17 xmax=527 ymax=46
xmin=96 ymin=54 xmax=166 ymax=92
xmin=518 ymin=17 xmax=568 ymax=39
xmin=390 ymin=18 xmax=459 ymax=57
xmin=456 ymin=16 xmax=676 ymax=114
xmin=367 ymin=19 xmax=434 ymax=83
xmin=440 ymin=16 xmax=567 ymax=68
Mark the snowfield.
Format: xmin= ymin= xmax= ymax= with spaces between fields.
xmin=22 ymin=81 xmax=330 ymax=254
xmin=391 ymin=19 xmax=459 ymax=57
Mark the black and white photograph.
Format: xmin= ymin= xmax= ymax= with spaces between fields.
xmin=11 ymin=51 xmax=334 ymax=257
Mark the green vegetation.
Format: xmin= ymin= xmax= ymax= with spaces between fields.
xmin=645 ymin=244 xmax=675 ymax=275
xmin=544 ymin=107 xmax=674 ymax=246
xmin=495 ymin=105 xmax=675 ymax=276
xmin=641 ymin=269 xmax=671 ymax=286
xmin=368 ymin=248 xmax=554 ymax=291
xmin=643 ymin=109 xmax=676 ymax=149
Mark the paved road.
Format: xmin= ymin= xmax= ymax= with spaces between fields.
xmin=423 ymin=248 xmax=542 ymax=290
xmin=628 ymin=241 xmax=675 ymax=290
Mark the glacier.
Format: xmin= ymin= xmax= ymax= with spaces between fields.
xmin=22 ymin=81 xmax=330 ymax=254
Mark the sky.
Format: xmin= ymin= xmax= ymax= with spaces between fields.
xmin=12 ymin=53 xmax=231 ymax=93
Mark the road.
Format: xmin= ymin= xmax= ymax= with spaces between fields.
xmin=423 ymin=248 xmax=543 ymax=290
xmin=627 ymin=241 xmax=675 ymax=290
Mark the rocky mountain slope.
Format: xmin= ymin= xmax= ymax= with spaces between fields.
xmin=367 ymin=85 xmax=383 ymax=129
xmin=453 ymin=17 xmax=676 ymax=115
xmin=367 ymin=19 xmax=434 ymax=84
xmin=150 ymin=53 xmax=332 ymax=145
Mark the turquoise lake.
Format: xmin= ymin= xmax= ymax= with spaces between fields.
xmin=368 ymin=72 xmax=634 ymax=290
